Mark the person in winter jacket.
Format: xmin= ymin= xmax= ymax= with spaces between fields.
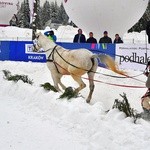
xmin=146 ymin=20 xmax=150 ymax=44
xmin=73 ymin=29 xmax=86 ymax=43
xmin=99 ymin=31 xmax=112 ymax=43
xmin=86 ymin=32 xmax=97 ymax=43
xmin=145 ymin=61 xmax=150 ymax=90
xmin=142 ymin=61 xmax=150 ymax=114
xmin=44 ymin=30 xmax=57 ymax=42
xmin=113 ymin=34 xmax=123 ymax=43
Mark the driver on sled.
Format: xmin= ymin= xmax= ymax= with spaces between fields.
xmin=142 ymin=61 xmax=150 ymax=115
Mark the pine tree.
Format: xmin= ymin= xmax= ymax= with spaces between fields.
xmin=57 ymin=2 xmax=69 ymax=25
xmin=41 ymin=0 xmax=51 ymax=27
xmin=17 ymin=0 xmax=30 ymax=28
xmin=50 ymin=1 xmax=59 ymax=23
xmin=128 ymin=1 xmax=150 ymax=32
xmin=23 ymin=0 xmax=30 ymax=28
xmin=36 ymin=0 xmax=42 ymax=29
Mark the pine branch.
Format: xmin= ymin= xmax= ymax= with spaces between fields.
xmin=40 ymin=82 xmax=58 ymax=92
xmin=112 ymin=93 xmax=141 ymax=123
xmin=2 ymin=70 xmax=33 ymax=85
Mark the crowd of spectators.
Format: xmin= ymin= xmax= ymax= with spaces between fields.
xmin=44 ymin=29 xmax=124 ymax=44
xmin=73 ymin=29 xmax=123 ymax=44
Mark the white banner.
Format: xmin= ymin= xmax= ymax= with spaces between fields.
xmin=116 ymin=44 xmax=150 ymax=71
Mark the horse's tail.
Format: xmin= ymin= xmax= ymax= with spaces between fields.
xmin=94 ymin=54 xmax=127 ymax=76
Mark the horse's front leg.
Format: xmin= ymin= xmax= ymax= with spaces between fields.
xmin=57 ymin=74 xmax=66 ymax=90
xmin=51 ymin=72 xmax=61 ymax=92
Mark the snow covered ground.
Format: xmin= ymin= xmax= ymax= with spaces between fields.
xmin=0 ymin=26 xmax=150 ymax=150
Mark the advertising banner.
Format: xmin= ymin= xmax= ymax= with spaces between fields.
xmin=0 ymin=41 xmax=10 ymax=60
xmin=57 ymin=42 xmax=115 ymax=59
xmin=9 ymin=41 xmax=46 ymax=62
xmin=116 ymin=44 xmax=150 ymax=71
xmin=0 ymin=0 xmax=19 ymax=26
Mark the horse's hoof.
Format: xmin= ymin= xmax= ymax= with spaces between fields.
xmin=86 ymin=99 xmax=90 ymax=103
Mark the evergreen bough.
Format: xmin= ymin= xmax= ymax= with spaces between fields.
xmin=2 ymin=70 xmax=33 ymax=85
xmin=59 ymin=87 xmax=78 ymax=100
xmin=40 ymin=82 xmax=58 ymax=92
xmin=112 ymin=93 xmax=141 ymax=123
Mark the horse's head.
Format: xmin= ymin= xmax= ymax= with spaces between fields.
xmin=32 ymin=32 xmax=43 ymax=52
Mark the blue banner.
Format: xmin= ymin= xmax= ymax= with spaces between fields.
xmin=0 ymin=41 xmax=116 ymax=64
xmin=0 ymin=41 xmax=10 ymax=60
xmin=9 ymin=41 xmax=46 ymax=62
xmin=57 ymin=42 xmax=115 ymax=59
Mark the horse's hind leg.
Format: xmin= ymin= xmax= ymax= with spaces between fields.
xmin=71 ymin=75 xmax=86 ymax=93
xmin=86 ymin=71 xmax=95 ymax=103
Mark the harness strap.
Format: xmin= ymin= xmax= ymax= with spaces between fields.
xmin=46 ymin=45 xmax=60 ymax=74
xmin=55 ymin=48 xmax=93 ymax=72
xmin=47 ymin=45 xmax=58 ymax=61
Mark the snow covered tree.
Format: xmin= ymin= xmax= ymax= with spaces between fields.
xmin=41 ymin=0 xmax=51 ymax=27
xmin=57 ymin=2 xmax=69 ymax=25
xmin=50 ymin=1 xmax=59 ymax=23
xmin=17 ymin=0 xmax=30 ymax=28
xmin=128 ymin=1 xmax=150 ymax=32
xmin=36 ymin=0 xmax=42 ymax=29
xmin=32 ymin=0 xmax=42 ymax=39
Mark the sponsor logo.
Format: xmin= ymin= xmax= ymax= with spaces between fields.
xmin=25 ymin=44 xmax=44 ymax=54
xmin=119 ymin=52 xmax=150 ymax=64
xmin=28 ymin=55 xmax=44 ymax=61
xmin=0 ymin=1 xmax=13 ymax=8
xmin=25 ymin=44 xmax=34 ymax=54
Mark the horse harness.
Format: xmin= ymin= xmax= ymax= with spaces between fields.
xmin=47 ymin=45 xmax=60 ymax=74
xmin=46 ymin=45 xmax=95 ymax=74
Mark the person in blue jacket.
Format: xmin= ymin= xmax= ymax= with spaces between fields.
xmin=73 ymin=29 xmax=86 ymax=43
xmin=44 ymin=30 xmax=57 ymax=42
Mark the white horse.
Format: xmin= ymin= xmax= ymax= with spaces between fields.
xmin=33 ymin=32 xmax=126 ymax=103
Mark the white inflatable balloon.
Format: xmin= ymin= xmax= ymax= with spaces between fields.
xmin=63 ymin=0 xmax=148 ymax=40
xmin=0 ymin=0 xmax=19 ymax=26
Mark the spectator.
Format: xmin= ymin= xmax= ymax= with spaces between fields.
xmin=44 ymin=30 xmax=57 ymax=42
xmin=73 ymin=29 xmax=86 ymax=43
xmin=99 ymin=31 xmax=112 ymax=43
xmin=145 ymin=61 xmax=150 ymax=90
xmin=9 ymin=14 xmax=18 ymax=26
xmin=113 ymin=34 xmax=123 ymax=43
xmin=142 ymin=61 xmax=150 ymax=115
xmin=86 ymin=32 xmax=97 ymax=43
xmin=146 ymin=20 xmax=150 ymax=44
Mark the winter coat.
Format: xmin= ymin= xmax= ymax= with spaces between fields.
xmin=146 ymin=73 xmax=150 ymax=89
xmin=99 ymin=36 xmax=112 ymax=43
xmin=146 ymin=21 xmax=150 ymax=36
xmin=73 ymin=34 xmax=86 ymax=43
xmin=142 ymin=96 xmax=150 ymax=110
xmin=86 ymin=37 xmax=97 ymax=43
xmin=114 ymin=37 xmax=123 ymax=43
